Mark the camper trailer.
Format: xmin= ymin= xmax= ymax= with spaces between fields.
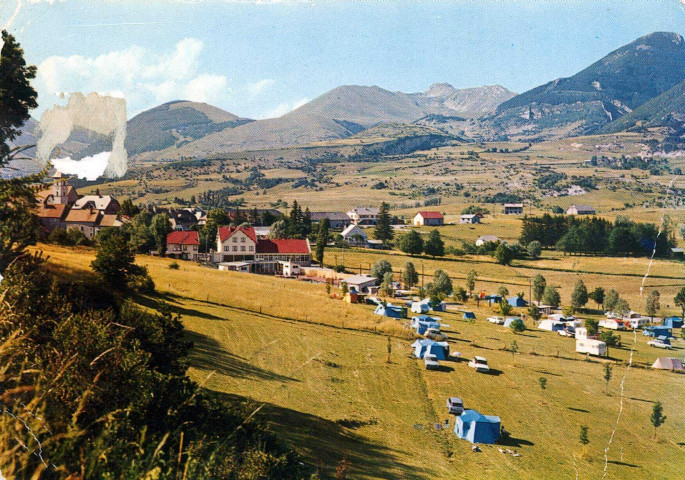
xmin=576 ymin=339 xmax=607 ymax=356
xmin=627 ymin=317 xmax=650 ymax=329
xmin=599 ymin=318 xmax=625 ymax=330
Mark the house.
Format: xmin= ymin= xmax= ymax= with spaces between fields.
xmin=411 ymin=339 xmax=449 ymax=360
xmin=218 ymin=261 xmax=251 ymax=273
xmin=671 ymin=247 xmax=684 ymax=259
xmin=663 ymin=317 xmax=683 ymax=329
xmin=476 ymin=235 xmax=501 ymax=246
xmin=566 ymin=204 xmax=595 ymax=215
xmin=454 ymin=410 xmax=501 ymax=444
xmin=347 ymin=207 xmax=380 ymax=225
xmin=166 ymin=231 xmax=200 ymax=260
xmin=576 ymin=339 xmax=607 ymax=356
xmin=536 ymin=305 xmax=553 ymax=316
xmin=341 ymin=224 xmax=368 ymax=246
xmin=310 ymin=212 xmax=351 ymax=230
xmin=538 ymin=319 xmax=565 ymax=331
xmin=651 ymin=357 xmax=684 ymax=371
xmin=63 ymin=208 xmax=101 ymax=239
xmin=169 ymin=209 xmax=199 ymax=231
xmin=414 ymin=211 xmax=444 ymax=226
xmin=459 ymin=214 xmax=480 ymax=224
xmin=503 ymin=203 xmax=523 ymax=215
xmin=35 ymin=202 xmax=68 ymax=232
xmin=411 ymin=316 xmax=440 ymax=335
xmin=507 ymin=296 xmax=528 ymax=307
xmin=217 ymin=226 xmax=257 ymax=262
xmin=341 ymin=274 xmax=377 ymax=294
xmin=374 ymin=303 xmax=406 ymax=319
xmin=72 ymin=195 xmax=120 ymax=214
xmin=599 ymin=318 xmax=625 ymax=330
xmin=35 ymin=171 xmax=79 ymax=207
xmin=95 ymin=214 xmax=125 ymax=235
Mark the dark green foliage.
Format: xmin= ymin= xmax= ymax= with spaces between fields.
xmin=599 ymin=330 xmax=620 ymax=347
xmin=199 ymin=208 xmax=229 ymax=252
xmin=584 ymin=318 xmax=600 ymax=337
xmin=589 ymin=287 xmax=605 ymax=309
xmin=579 ymin=425 xmax=589 ymax=445
xmin=675 ymin=287 xmax=685 ymax=318
xmin=0 ymin=171 xmax=41 ymax=272
xmin=430 ymin=269 xmax=452 ymax=297
xmin=374 ymin=202 xmax=394 ymax=244
xmin=532 ymin=274 xmax=546 ymax=303
xmin=604 ymin=289 xmax=620 ymax=312
xmin=370 ymin=259 xmax=393 ymax=284
xmin=91 ymin=229 xmax=139 ymax=291
xmin=650 ymin=402 xmax=666 ymax=438
xmin=527 ymin=240 xmax=542 ymax=259
xmin=119 ymin=197 xmax=140 ymax=216
xmin=542 ymin=286 xmax=560 ymax=308
xmin=398 ymin=230 xmax=424 ymax=256
xmin=150 ymin=213 xmax=172 ymax=256
xmin=528 ymin=305 xmax=541 ymax=322
xmin=315 ymin=218 xmax=330 ymax=265
xmin=571 ymin=280 xmax=589 ymax=310
xmin=509 ymin=318 xmax=526 ymax=334
xmin=424 ymin=229 xmax=445 ymax=258
xmin=493 ymin=243 xmax=514 ymax=265
xmin=402 ymin=261 xmax=419 ymax=288
xmin=645 ymin=290 xmax=660 ymax=319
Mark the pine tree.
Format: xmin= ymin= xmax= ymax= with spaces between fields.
xmin=374 ymin=202 xmax=393 ymax=244
xmin=645 ymin=290 xmax=660 ymax=321
xmin=402 ymin=261 xmax=419 ymax=288
xmin=650 ymin=402 xmax=666 ymax=439
xmin=398 ymin=230 xmax=423 ymax=256
xmin=571 ymin=279 xmax=589 ymax=311
xmin=424 ymin=229 xmax=445 ymax=258
xmin=315 ymin=218 xmax=330 ymax=265
xmin=532 ymin=274 xmax=546 ymax=303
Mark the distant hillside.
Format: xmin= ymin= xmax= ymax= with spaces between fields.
xmin=417 ymin=83 xmax=515 ymax=117
xmin=600 ymin=78 xmax=685 ymax=133
xmin=126 ymin=101 xmax=254 ymax=155
xmin=485 ymin=32 xmax=685 ymax=140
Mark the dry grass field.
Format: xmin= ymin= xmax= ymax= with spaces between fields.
xmin=34 ymin=243 xmax=685 ymax=480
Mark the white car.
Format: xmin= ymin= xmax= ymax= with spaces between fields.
xmin=647 ymin=339 xmax=673 ymax=349
xmin=468 ymin=356 xmax=490 ymax=373
xmin=487 ymin=316 xmax=504 ymax=325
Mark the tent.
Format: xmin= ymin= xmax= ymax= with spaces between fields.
xmin=538 ymin=320 xmax=565 ymax=331
xmin=642 ymin=326 xmax=672 ymax=338
xmin=454 ymin=409 xmax=501 ymax=444
xmin=507 ymin=296 xmax=528 ymax=307
xmin=412 ymin=339 xmax=449 ymax=360
xmin=483 ymin=294 xmax=503 ymax=305
xmin=411 ymin=301 xmax=430 ymax=314
xmin=463 ymin=312 xmax=476 ymax=320
xmin=374 ymin=304 xmax=405 ymax=319
xmin=503 ymin=317 xmax=522 ymax=328
xmin=411 ymin=316 xmax=440 ymax=335
xmin=663 ymin=317 xmax=683 ymax=329
xmin=652 ymin=357 xmax=684 ymax=371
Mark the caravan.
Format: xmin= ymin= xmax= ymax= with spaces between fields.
xmin=576 ymin=339 xmax=607 ymax=356
xmin=599 ymin=318 xmax=625 ymax=330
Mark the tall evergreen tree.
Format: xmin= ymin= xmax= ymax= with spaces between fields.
xmin=424 ymin=229 xmax=445 ymax=258
xmin=398 ymin=230 xmax=423 ymax=256
xmin=374 ymin=202 xmax=393 ymax=244
xmin=402 ymin=261 xmax=419 ymax=288
xmin=532 ymin=274 xmax=546 ymax=303
xmin=571 ymin=279 xmax=589 ymax=311
xmin=315 ymin=218 xmax=329 ymax=265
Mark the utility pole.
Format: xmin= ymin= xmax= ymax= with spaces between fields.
xmin=421 ymin=263 xmax=424 ymax=288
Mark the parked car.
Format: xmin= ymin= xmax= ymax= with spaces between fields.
xmin=647 ymin=339 xmax=673 ymax=349
xmin=446 ymin=397 xmax=464 ymax=415
xmin=425 ymin=328 xmax=448 ymax=341
xmin=558 ymin=327 xmax=575 ymax=337
xmin=424 ymin=354 xmax=440 ymax=370
xmin=487 ymin=316 xmax=504 ymax=325
xmin=468 ymin=356 xmax=490 ymax=373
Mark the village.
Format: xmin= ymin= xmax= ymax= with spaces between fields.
xmin=32 ymin=171 xmax=685 ymax=452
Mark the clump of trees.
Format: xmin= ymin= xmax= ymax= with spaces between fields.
xmin=397 ymin=229 xmax=446 ymax=258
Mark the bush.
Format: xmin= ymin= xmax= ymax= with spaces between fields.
xmin=169 ymin=261 xmax=180 ymax=270
xmin=509 ymin=318 xmax=526 ymax=333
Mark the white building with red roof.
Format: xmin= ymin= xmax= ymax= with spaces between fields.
xmin=413 ymin=211 xmax=444 ymax=226
xmin=166 ymin=231 xmax=200 ymax=260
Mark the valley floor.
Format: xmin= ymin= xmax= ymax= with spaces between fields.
xmin=38 ymin=245 xmax=685 ymax=479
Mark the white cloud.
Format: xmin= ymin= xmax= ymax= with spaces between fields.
xmin=246 ymin=78 xmax=275 ymax=97
xmin=35 ymin=38 xmax=230 ymax=116
xmin=52 ymin=151 xmax=111 ymax=181
xmin=262 ymin=97 xmax=309 ymax=119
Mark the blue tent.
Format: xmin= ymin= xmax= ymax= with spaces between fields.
xmin=463 ymin=312 xmax=476 ymax=320
xmin=643 ymin=326 xmax=672 ymax=338
xmin=663 ymin=317 xmax=683 ymax=329
xmin=484 ymin=295 xmax=502 ymax=305
xmin=411 ymin=316 xmax=440 ymax=335
xmin=507 ymin=296 xmax=528 ymax=307
xmin=503 ymin=317 xmax=522 ymax=327
xmin=454 ymin=409 xmax=501 ymax=444
xmin=374 ymin=304 xmax=405 ymax=319
xmin=412 ymin=339 xmax=449 ymax=360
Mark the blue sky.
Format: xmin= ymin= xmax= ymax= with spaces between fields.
xmin=4 ymin=0 xmax=685 ymax=119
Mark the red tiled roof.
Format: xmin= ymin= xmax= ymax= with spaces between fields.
xmin=256 ymin=239 xmax=310 ymax=254
xmin=35 ymin=203 xmax=67 ymax=219
xmin=417 ymin=211 xmax=443 ymax=219
xmin=167 ymin=230 xmax=200 ymax=246
xmin=218 ymin=226 xmax=257 ymax=243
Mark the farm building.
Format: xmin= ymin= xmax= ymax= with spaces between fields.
xmin=576 ymin=339 xmax=607 ymax=356
xmin=374 ymin=303 xmax=406 ymax=319
xmin=643 ymin=326 xmax=672 ymax=338
xmin=566 ymin=204 xmax=596 ymax=215
xmin=463 ymin=311 xmax=476 ymax=320
xmin=459 ymin=214 xmax=480 ymax=224
xmin=341 ymin=274 xmax=376 ymax=293
xmin=651 ymin=358 xmax=684 ymax=371
xmin=476 ymin=235 xmax=501 ymax=246
xmin=538 ymin=320 xmax=565 ymax=332
xmin=454 ymin=410 xmax=501 ymax=444
xmin=411 ymin=316 xmax=441 ymax=335
xmin=503 ymin=203 xmax=523 ymax=215
xmin=507 ymin=296 xmax=528 ymax=307
xmin=341 ymin=224 xmax=368 ymax=246
xmin=412 ymin=339 xmax=449 ymax=360
xmin=347 ymin=207 xmax=380 ymax=225
xmin=663 ymin=317 xmax=683 ymax=329
xmin=414 ymin=211 xmax=444 ymax=226
xmin=310 ymin=212 xmax=351 ymax=229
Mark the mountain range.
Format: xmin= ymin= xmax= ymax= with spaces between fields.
xmin=7 ymin=31 xmax=685 ymax=170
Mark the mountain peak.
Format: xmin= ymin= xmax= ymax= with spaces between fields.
xmin=425 ymin=83 xmax=458 ymax=97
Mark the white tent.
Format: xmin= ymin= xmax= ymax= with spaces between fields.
xmin=652 ymin=358 xmax=684 ymax=371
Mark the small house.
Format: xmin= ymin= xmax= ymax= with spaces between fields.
xmin=341 ymin=274 xmax=376 ymax=294
xmin=347 ymin=207 xmax=380 ymax=225
xmin=566 ymin=204 xmax=596 ymax=215
xmin=459 ymin=214 xmax=480 ymax=224
xmin=576 ymin=339 xmax=607 ymax=356
xmin=663 ymin=317 xmax=683 ymax=329
xmin=538 ymin=319 xmax=565 ymax=332
xmin=462 ymin=311 xmax=476 ymax=320
xmin=671 ymin=247 xmax=684 ymax=259
xmin=536 ymin=305 xmax=553 ymax=316
xmin=599 ymin=319 xmax=625 ymax=330
xmin=414 ymin=211 xmax=444 ymax=226
xmin=412 ymin=339 xmax=449 ymax=360
xmin=642 ymin=326 xmax=672 ymax=338
xmin=652 ymin=357 xmax=684 ymax=371
xmin=503 ymin=203 xmax=523 ymax=215
xmin=507 ymin=296 xmax=528 ymax=308
xmin=341 ymin=224 xmax=368 ymax=246
xmin=166 ymin=230 xmax=200 ymax=260
xmin=476 ymin=235 xmax=501 ymax=247
xmin=454 ymin=410 xmax=501 ymax=444
xmin=374 ymin=303 xmax=406 ymax=319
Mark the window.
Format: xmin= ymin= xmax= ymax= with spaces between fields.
xmin=233 ymin=246 xmax=238 ymax=252
xmin=224 ymin=246 xmax=229 ymax=252
xmin=240 ymin=246 xmax=246 ymax=252
xmin=248 ymin=246 xmax=254 ymax=252
xmin=241 ymin=236 xmax=245 ymax=243
xmin=233 ymin=237 xmax=237 ymax=243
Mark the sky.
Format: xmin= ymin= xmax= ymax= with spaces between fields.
xmin=2 ymin=0 xmax=685 ymax=120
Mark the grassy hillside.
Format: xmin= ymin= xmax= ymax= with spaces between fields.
xmin=35 ymin=244 xmax=685 ymax=479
